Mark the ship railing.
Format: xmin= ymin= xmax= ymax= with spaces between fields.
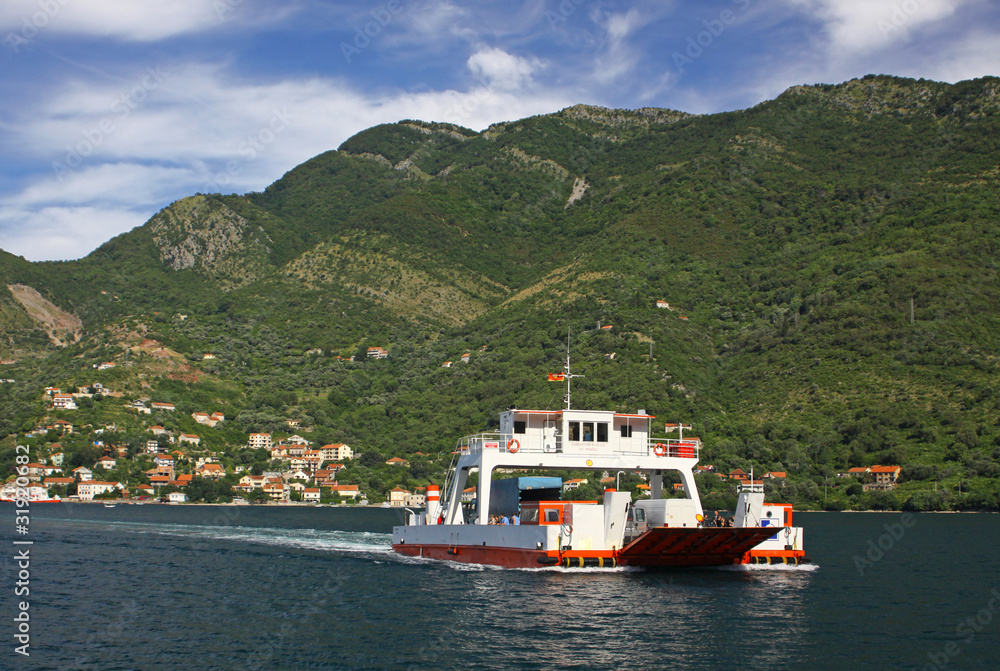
xmin=457 ymin=432 xmax=504 ymax=455
xmin=647 ymin=436 xmax=701 ymax=460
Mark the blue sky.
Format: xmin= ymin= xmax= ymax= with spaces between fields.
xmin=1 ymin=0 xmax=998 ymax=261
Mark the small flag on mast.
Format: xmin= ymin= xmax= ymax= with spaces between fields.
xmin=547 ymin=373 xmax=565 ymax=381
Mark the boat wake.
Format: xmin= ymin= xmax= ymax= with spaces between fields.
xmin=60 ymin=519 xmax=396 ymax=558
xmin=719 ymin=562 xmax=819 ymax=572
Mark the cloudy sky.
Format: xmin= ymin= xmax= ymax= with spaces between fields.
xmin=1 ymin=0 xmax=998 ymax=261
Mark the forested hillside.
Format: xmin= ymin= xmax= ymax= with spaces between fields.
xmin=2 ymin=74 xmax=999 ymax=509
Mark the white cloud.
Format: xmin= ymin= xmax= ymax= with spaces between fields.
xmin=0 ymin=205 xmax=151 ymax=261
xmin=789 ymin=0 xmax=968 ymax=58
xmin=466 ymin=47 xmax=542 ymax=91
xmin=590 ymin=8 xmax=646 ymax=85
xmin=0 ymin=0 xmax=230 ymax=41
xmin=0 ymin=61 xmax=576 ymax=260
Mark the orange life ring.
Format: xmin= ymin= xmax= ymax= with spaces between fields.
xmin=653 ymin=443 xmax=667 ymax=456
xmin=507 ymin=439 xmax=520 ymax=453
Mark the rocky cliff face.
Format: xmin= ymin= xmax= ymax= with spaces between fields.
xmin=6 ymin=283 xmax=82 ymax=347
xmin=149 ymin=195 xmax=274 ymax=291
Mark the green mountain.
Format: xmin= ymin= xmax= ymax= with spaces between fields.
xmin=2 ymin=74 xmax=999 ymax=510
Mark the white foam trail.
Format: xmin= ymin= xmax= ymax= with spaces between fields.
xmin=63 ymin=519 xmax=396 ymax=557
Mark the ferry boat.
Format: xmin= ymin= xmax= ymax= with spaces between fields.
xmin=392 ymin=362 xmax=806 ymax=569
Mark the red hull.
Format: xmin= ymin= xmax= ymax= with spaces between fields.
xmin=393 ymin=526 xmax=782 ymax=569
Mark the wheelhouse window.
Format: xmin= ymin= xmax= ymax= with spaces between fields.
xmin=568 ymin=421 xmax=608 ymax=441
xmin=513 ymin=421 xmax=526 ymax=434
xmin=620 ymin=425 xmax=633 ymax=438
xmin=596 ymin=423 xmax=608 ymax=442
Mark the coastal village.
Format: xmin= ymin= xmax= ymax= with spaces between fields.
xmin=4 ymin=377 xmax=389 ymax=505
xmin=3 ymin=378 xmax=902 ymax=505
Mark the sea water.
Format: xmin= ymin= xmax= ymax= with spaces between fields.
xmin=3 ymin=504 xmax=998 ymax=670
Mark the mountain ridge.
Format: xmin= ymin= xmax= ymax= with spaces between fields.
xmin=2 ymin=74 xmax=999 ymax=510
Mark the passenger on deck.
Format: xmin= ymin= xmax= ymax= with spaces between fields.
xmin=712 ymin=511 xmax=724 ymax=527
xmin=500 ymin=516 xmax=510 ymax=525
xmin=512 ymin=514 xmax=520 ymax=525
xmin=726 ymin=516 xmax=734 ymax=527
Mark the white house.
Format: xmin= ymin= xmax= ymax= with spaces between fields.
xmin=72 ymin=466 xmax=93 ymax=482
xmin=248 ymin=433 xmax=273 ymax=450
xmin=52 ymin=393 xmax=77 ymax=410
xmin=168 ymin=492 xmax=188 ymax=503
xmin=320 ymin=443 xmax=353 ymax=461
xmin=77 ymin=481 xmax=124 ymax=500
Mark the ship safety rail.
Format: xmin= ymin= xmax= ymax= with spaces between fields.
xmin=647 ymin=436 xmax=701 ymax=460
xmin=456 ymin=432 xmax=504 ymax=455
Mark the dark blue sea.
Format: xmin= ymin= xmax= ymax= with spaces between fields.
xmin=2 ymin=504 xmax=998 ymax=670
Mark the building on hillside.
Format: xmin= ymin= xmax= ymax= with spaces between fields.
xmin=178 ymin=434 xmax=201 ymax=447
xmin=94 ymin=457 xmax=117 ymax=470
xmin=248 ymin=433 xmax=273 ymax=450
xmin=53 ymin=419 xmax=73 ymax=433
xmin=196 ymin=463 xmax=225 ymax=480
xmin=385 ymin=457 xmax=409 ymax=467
xmin=562 ymin=478 xmax=588 ymax=490
xmin=728 ymin=468 xmax=750 ymax=483
xmin=866 ymin=465 xmax=901 ymax=490
xmin=320 ymin=444 xmax=353 ymax=461
xmin=77 ymin=481 xmax=124 ymax=500
xmin=168 ymin=492 xmax=188 ymax=503
xmin=302 ymin=487 xmax=321 ymax=503
xmin=367 ymin=346 xmax=389 ymax=359
xmin=151 ymin=402 xmax=175 ymax=412
xmin=763 ymin=471 xmax=787 ymax=480
xmin=263 ymin=478 xmax=287 ymax=501
xmin=330 ymin=484 xmax=360 ymax=499
xmin=389 ymin=486 xmax=409 ymax=507
xmin=52 ymin=394 xmax=77 ymax=410
xmin=404 ymin=489 xmax=426 ymax=507
xmin=72 ymin=466 xmax=93 ymax=482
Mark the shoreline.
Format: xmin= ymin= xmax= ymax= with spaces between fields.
xmin=34 ymin=501 xmax=998 ymax=513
